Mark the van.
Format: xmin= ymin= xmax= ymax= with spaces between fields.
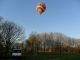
xmin=12 ymin=49 xmax=22 ymax=57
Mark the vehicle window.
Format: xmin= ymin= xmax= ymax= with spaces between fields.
xmin=13 ymin=50 xmax=21 ymax=53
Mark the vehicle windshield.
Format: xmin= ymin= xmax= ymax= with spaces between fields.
xmin=12 ymin=50 xmax=21 ymax=53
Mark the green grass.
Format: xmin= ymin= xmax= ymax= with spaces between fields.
xmin=23 ymin=54 xmax=80 ymax=60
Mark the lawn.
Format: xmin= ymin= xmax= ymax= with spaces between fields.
xmin=23 ymin=54 xmax=80 ymax=60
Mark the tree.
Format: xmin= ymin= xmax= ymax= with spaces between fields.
xmin=28 ymin=32 xmax=37 ymax=53
xmin=0 ymin=17 xmax=24 ymax=56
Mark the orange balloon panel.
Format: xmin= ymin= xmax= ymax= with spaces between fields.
xmin=36 ymin=2 xmax=46 ymax=14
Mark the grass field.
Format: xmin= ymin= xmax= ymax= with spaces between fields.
xmin=23 ymin=54 xmax=80 ymax=60
xmin=2 ymin=54 xmax=80 ymax=60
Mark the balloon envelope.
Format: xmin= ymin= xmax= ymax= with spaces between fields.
xmin=36 ymin=2 xmax=46 ymax=14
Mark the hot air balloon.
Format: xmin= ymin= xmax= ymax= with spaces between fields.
xmin=36 ymin=2 xmax=46 ymax=14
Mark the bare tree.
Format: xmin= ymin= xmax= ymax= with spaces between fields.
xmin=0 ymin=18 xmax=24 ymax=55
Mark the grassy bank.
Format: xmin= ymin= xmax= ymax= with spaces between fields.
xmin=23 ymin=54 xmax=80 ymax=60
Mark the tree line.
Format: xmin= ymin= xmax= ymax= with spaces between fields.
xmin=22 ymin=32 xmax=80 ymax=55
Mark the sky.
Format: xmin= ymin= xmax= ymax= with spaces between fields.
xmin=0 ymin=0 xmax=80 ymax=39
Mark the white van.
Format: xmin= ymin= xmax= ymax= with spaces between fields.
xmin=12 ymin=49 xmax=22 ymax=56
